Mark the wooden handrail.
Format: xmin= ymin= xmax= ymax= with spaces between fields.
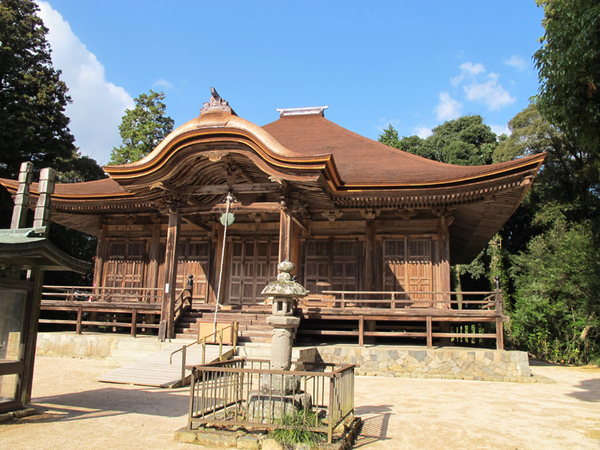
xmin=169 ymin=322 xmax=238 ymax=387
xmin=300 ymin=289 xmax=502 ymax=312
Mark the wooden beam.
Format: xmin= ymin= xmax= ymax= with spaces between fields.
xmin=203 ymin=202 xmax=282 ymax=214
xmin=188 ymin=183 xmax=281 ymax=195
xmin=183 ymin=215 xmax=212 ymax=231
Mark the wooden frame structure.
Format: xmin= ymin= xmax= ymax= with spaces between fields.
xmin=0 ymin=165 xmax=89 ymax=413
xmin=0 ymin=91 xmax=545 ymax=345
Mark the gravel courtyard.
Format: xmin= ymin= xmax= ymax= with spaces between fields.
xmin=0 ymin=356 xmax=598 ymax=450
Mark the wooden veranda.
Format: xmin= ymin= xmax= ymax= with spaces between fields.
xmin=39 ymin=284 xmax=506 ymax=349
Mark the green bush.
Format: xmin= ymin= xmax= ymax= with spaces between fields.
xmin=509 ymin=218 xmax=600 ymax=364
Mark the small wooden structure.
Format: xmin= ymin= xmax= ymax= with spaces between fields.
xmin=0 ymin=164 xmax=89 ymax=413
xmin=0 ymin=90 xmax=545 ymax=346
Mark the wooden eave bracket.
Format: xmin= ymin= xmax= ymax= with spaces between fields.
xmin=321 ymin=210 xmax=343 ymax=221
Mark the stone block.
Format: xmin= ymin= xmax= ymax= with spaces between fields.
xmin=174 ymin=427 xmax=197 ymax=444
xmin=247 ymin=391 xmax=311 ymax=422
xmin=237 ymin=435 xmax=260 ymax=450
xmin=195 ymin=430 xmax=239 ymax=448
xmin=261 ymin=439 xmax=283 ymax=450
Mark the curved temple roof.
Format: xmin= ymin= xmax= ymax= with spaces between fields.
xmin=0 ymin=97 xmax=545 ymax=263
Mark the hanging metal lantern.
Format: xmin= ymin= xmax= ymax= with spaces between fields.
xmin=220 ymin=212 xmax=235 ymax=226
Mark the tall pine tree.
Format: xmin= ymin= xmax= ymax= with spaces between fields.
xmin=109 ymin=90 xmax=174 ymax=165
xmin=0 ymin=0 xmax=76 ymax=179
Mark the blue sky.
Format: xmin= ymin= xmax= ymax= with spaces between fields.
xmin=36 ymin=1 xmax=545 ymax=165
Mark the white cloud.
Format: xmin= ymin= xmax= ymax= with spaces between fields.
xmin=153 ymin=78 xmax=173 ymax=90
xmin=505 ymin=55 xmax=528 ymax=71
xmin=463 ymin=72 xmax=516 ymax=110
xmin=490 ymin=124 xmax=510 ymax=137
xmin=413 ymin=126 xmax=433 ymax=139
xmin=37 ymin=2 xmax=134 ymax=165
xmin=451 ymin=62 xmax=486 ymax=86
xmin=434 ymin=92 xmax=463 ymax=121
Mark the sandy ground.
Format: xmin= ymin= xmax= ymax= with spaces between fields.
xmin=0 ymin=357 xmax=599 ymax=450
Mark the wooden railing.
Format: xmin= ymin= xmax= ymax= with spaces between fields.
xmin=300 ymin=290 xmax=502 ymax=314
xmin=173 ymin=276 xmax=195 ymax=331
xmin=40 ymin=285 xmax=166 ymax=336
xmin=41 ymin=285 xmax=163 ymax=304
xmin=299 ymin=289 xmax=506 ymax=349
xmin=170 ymin=322 xmax=238 ymax=387
xmin=188 ymin=359 xmax=354 ymax=445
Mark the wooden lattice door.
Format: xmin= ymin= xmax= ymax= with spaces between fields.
xmin=229 ymin=238 xmax=279 ymax=305
xmin=383 ymin=237 xmax=433 ymax=307
xmin=176 ymin=240 xmax=210 ymax=302
xmin=304 ymin=239 xmax=360 ymax=295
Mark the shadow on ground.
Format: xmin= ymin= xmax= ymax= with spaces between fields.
xmin=8 ymin=387 xmax=188 ymax=424
xmin=354 ymin=405 xmax=393 ymax=448
xmin=567 ymin=378 xmax=600 ymax=402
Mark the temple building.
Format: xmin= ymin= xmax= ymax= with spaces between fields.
xmin=0 ymin=90 xmax=545 ymax=346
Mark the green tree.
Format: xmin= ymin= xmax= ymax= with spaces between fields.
xmin=379 ymin=115 xmax=496 ymax=166
xmin=533 ymin=0 xmax=600 ymax=156
xmin=509 ymin=217 xmax=600 ymax=364
xmin=0 ymin=0 xmax=76 ymax=179
xmin=56 ymin=150 xmax=106 ymax=183
xmin=494 ymin=104 xmax=600 ymax=224
xmin=495 ymin=104 xmax=600 ymax=363
xmin=109 ymin=90 xmax=174 ymax=165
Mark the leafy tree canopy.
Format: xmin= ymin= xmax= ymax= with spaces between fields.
xmin=494 ymin=104 xmax=600 ymax=223
xmin=109 ymin=90 xmax=174 ymax=165
xmin=0 ymin=0 xmax=76 ymax=179
xmin=533 ymin=0 xmax=600 ymax=154
xmin=378 ymin=115 xmax=496 ymax=166
xmin=509 ymin=216 xmax=600 ymax=364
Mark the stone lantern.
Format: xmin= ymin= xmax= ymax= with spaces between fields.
xmin=260 ymin=260 xmax=307 ymax=390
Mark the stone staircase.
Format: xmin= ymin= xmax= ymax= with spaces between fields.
xmin=175 ymin=305 xmax=272 ymax=343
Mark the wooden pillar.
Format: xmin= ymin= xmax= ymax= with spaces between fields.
xmin=278 ymin=209 xmax=293 ymax=263
xmin=148 ymin=222 xmax=162 ymax=289
xmin=496 ymin=317 xmax=505 ymax=350
xmin=438 ymin=216 xmax=452 ymax=345
xmin=93 ymin=223 xmax=107 ymax=289
xmin=159 ymin=208 xmax=180 ymax=341
xmin=437 ymin=217 xmax=452 ymax=300
xmin=32 ymin=168 xmax=55 ymax=234
xmin=207 ymin=223 xmax=225 ymax=304
xmin=20 ymin=267 xmax=43 ymax=405
xmin=10 ymin=162 xmax=33 ymax=229
xmin=364 ymin=219 xmax=377 ymax=291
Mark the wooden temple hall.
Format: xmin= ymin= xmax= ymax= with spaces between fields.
xmin=0 ymin=89 xmax=545 ymax=348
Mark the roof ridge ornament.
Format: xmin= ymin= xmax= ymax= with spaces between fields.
xmin=277 ymin=106 xmax=328 ymax=117
xmin=200 ymin=87 xmax=236 ymax=115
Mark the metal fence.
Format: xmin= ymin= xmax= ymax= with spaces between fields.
xmin=187 ymin=359 xmax=354 ymax=444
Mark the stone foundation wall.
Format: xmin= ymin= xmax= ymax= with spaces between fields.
xmin=317 ymin=346 xmax=533 ymax=382
xmin=35 ymin=333 xmax=188 ymax=365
